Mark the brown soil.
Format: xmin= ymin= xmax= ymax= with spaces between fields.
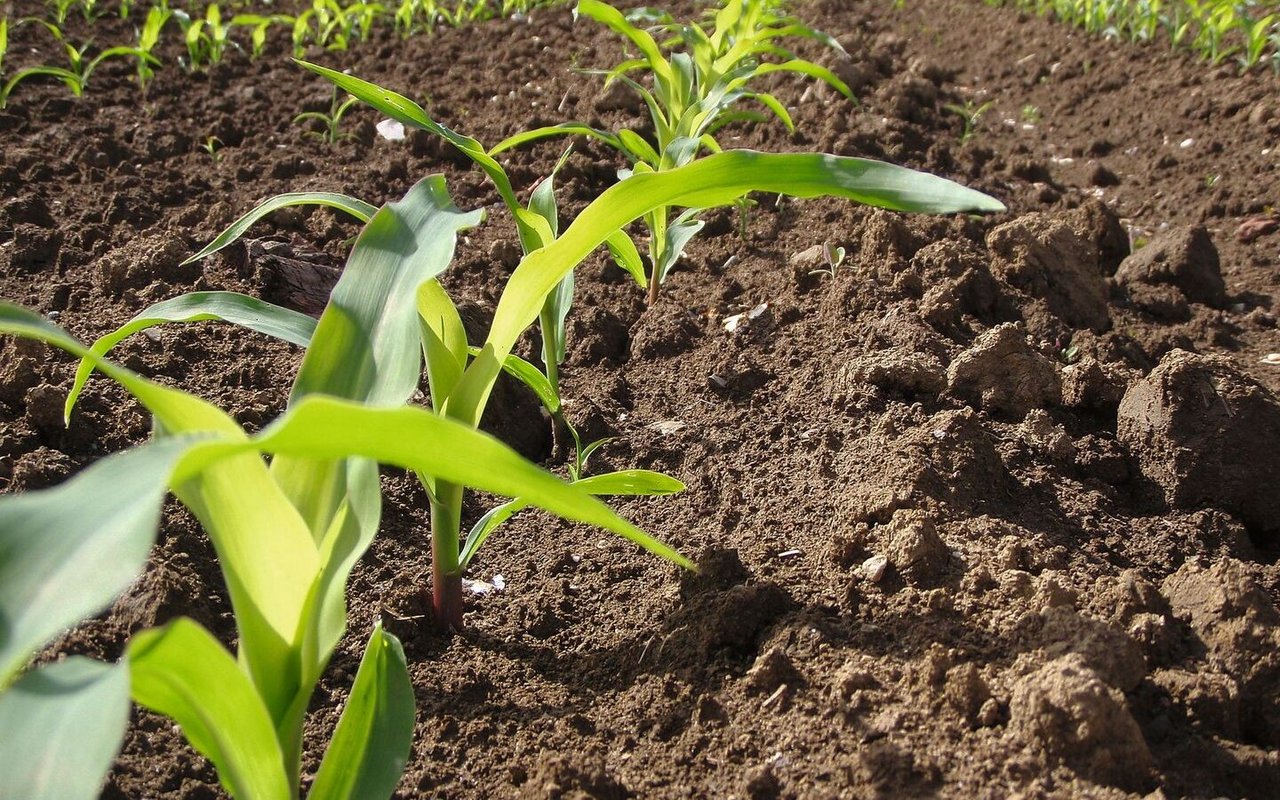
xmin=2 ymin=0 xmax=1280 ymax=797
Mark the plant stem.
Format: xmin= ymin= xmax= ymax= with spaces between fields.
xmin=430 ymin=480 xmax=464 ymax=632
xmin=538 ymin=303 xmax=570 ymax=460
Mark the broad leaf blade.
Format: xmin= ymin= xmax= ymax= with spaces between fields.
xmin=308 ymin=624 xmax=413 ymax=800
xmin=573 ymin=469 xmax=685 ymax=496
xmin=0 ymin=301 xmax=321 ymax=729
xmin=286 ymin=175 xmax=481 ymax=408
xmin=248 ymin=397 xmax=694 ymax=570
xmin=184 ymin=192 xmax=377 ymax=265
xmin=129 ymin=619 xmax=291 ymax=800
xmin=0 ymin=658 xmax=130 ymax=800
xmin=0 ymin=436 xmax=194 ymax=684
xmin=604 ymin=229 xmax=647 ymax=287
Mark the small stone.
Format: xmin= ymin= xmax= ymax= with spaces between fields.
xmin=862 ymin=555 xmax=889 ymax=582
xmin=976 ymin=697 xmax=1002 ymax=727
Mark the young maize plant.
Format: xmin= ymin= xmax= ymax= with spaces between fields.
xmin=198 ymin=57 xmax=1003 ymax=631
xmin=0 ymin=18 xmax=158 ymax=108
xmin=0 ymin=178 xmax=676 ymax=798
xmin=175 ymin=3 xmax=234 ymax=70
xmin=985 ymin=0 xmax=1280 ymax=72
xmin=491 ymin=0 xmax=857 ymax=304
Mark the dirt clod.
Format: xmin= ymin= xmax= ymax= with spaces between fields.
xmin=946 ymin=323 xmax=1060 ymax=416
xmin=1115 ymin=226 xmax=1226 ymax=309
xmin=1009 ymin=654 xmax=1154 ymax=790
xmin=1117 ymin=349 xmax=1280 ymax=538
xmin=986 ymin=213 xmax=1111 ymax=333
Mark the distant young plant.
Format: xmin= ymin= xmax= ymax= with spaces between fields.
xmin=293 ymin=85 xmax=359 ymax=143
xmin=200 ymin=133 xmax=222 ymax=161
xmin=133 ymin=5 xmax=170 ymax=89
xmin=0 ymin=177 xmax=673 ymax=797
xmin=808 ymin=240 xmax=847 ymax=279
xmin=491 ymin=0 xmax=857 ymax=304
xmin=174 ymin=2 xmax=233 ymax=70
xmin=991 ymin=0 xmax=1280 ymax=72
xmin=231 ymin=11 xmax=296 ymax=59
xmin=943 ymin=98 xmax=993 ymax=145
xmin=0 ymin=18 xmax=8 ymax=81
xmin=0 ymin=19 xmax=158 ymax=108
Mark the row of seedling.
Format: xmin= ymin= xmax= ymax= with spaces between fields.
xmin=0 ymin=1 xmax=1005 ymax=798
xmin=0 ymin=0 xmax=569 ymax=107
xmin=980 ymin=0 xmax=1278 ymax=72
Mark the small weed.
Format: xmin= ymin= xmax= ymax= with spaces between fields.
xmin=943 ymin=99 xmax=994 ymax=145
xmin=809 ymin=241 xmax=848 ymax=279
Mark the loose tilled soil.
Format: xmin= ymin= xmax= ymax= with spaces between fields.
xmin=2 ymin=0 xmax=1280 ymax=796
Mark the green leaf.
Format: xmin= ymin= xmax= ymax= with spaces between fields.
xmin=489 ymin=122 xmax=621 ymax=158
xmin=308 ymin=625 xmax=413 ymax=800
xmin=654 ymin=211 xmax=705 ymax=285
xmin=450 ymin=149 xmax=1005 ymax=425
xmin=183 ymin=192 xmax=377 ymax=265
xmin=461 ymin=469 xmax=683 ymax=568
xmin=129 ymin=619 xmax=291 ymax=800
xmin=66 ymin=291 xmax=317 ymax=421
xmin=604 ymin=229 xmax=647 ymax=287
xmin=286 ymin=176 xmax=481 ymax=408
xmin=0 ymin=658 xmax=130 ymax=800
xmin=460 ymin=498 xmax=524 ymax=568
xmin=239 ymin=396 xmax=694 ymax=571
xmin=0 ymin=437 xmax=195 ymax=685
xmin=418 ymin=278 xmax=468 ymax=411
xmin=477 ymin=348 xmax=560 ymax=415
xmin=750 ymin=59 xmax=853 ymax=101
xmin=297 ymin=61 xmax=525 ymax=217
xmin=573 ymin=469 xmax=685 ymax=496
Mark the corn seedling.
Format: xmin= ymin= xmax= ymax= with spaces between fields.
xmin=491 ymin=0 xmax=857 ymax=304
xmin=231 ymin=12 xmax=297 ymax=59
xmin=47 ymin=0 xmax=78 ymax=25
xmin=0 ymin=174 xmax=686 ymax=796
xmin=293 ymin=85 xmax=359 ymax=143
xmin=227 ymin=60 xmax=1005 ymax=631
xmin=200 ymin=134 xmax=223 ymax=161
xmin=134 ymin=5 xmax=170 ymax=89
xmin=0 ymin=18 xmax=8 ymax=81
xmin=943 ymin=98 xmax=993 ymax=145
xmin=0 ymin=20 xmax=159 ymax=109
xmin=175 ymin=3 xmax=234 ymax=70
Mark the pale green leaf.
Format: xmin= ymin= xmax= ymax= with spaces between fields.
xmin=0 ymin=659 xmax=129 ymax=800
xmin=0 ymin=439 xmax=194 ymax=684
xmin=238 ymin=397 xmax=693 ymax=570
xmin=129 ymin=620 xmax=291 ymax=800
xmin=308 ymin=625 xmax=413 ymax=800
